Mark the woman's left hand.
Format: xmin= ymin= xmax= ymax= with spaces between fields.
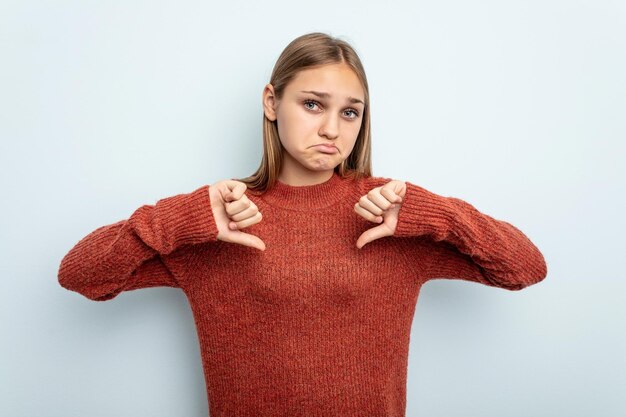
xmin=354 ymin=180 xmax=406 ymax=249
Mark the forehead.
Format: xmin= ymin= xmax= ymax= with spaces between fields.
xmin=286 ymin=64 xmax=364 ymax=100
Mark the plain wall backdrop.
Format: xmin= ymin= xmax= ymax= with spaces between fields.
xmin=1 ymin=0 xmax=624 ymax=416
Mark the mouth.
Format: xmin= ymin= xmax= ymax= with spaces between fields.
xmin=314 ymin=144 xmax=339 ymax=154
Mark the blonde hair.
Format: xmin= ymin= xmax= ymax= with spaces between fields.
xmin=235 ymin=32 xmax=373 ymax=195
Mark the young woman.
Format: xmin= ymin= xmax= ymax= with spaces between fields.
xmin=58 ymin=32 xmax=548 ymax=417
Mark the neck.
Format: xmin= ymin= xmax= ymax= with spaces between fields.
xmin=277 ymin=170 xmax=335 ymax=187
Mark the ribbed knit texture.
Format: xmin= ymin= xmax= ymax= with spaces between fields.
xmin=57 ymin=171 xmax=548 ymax=416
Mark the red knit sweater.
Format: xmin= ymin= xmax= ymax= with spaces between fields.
xmin=57 ymin=171 xmax=547 ymax=416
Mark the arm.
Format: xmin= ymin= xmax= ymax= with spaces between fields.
xmin=394 ymin=181 xmax=547 ymax=291
xmin=57 ymin=184 xmax=219 ymax=301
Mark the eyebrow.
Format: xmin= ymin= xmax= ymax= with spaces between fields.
xmin=299 ymin=90 xmax=365 ymax=106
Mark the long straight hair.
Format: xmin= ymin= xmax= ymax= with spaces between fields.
xmin=235 ymin=32 xmax=373 ymax=195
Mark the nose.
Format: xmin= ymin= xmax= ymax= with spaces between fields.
xmin=318 ymin=112 xmax=339 ymax=140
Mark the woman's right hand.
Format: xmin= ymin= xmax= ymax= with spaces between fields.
xmin=208 ymin=179 xmax=266 ymax=251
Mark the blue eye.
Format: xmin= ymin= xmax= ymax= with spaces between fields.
xmin=303 ymin=99 xmax=359 ymax=120
xmin=303 ymin=99 xmax=320 ymax=110
xmin=345 ymin=109 xmax=358 ymax=118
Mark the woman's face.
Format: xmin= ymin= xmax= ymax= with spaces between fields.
xmin=263 ymin=63 xmax=365 ymax=182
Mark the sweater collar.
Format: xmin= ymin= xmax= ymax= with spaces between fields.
xmin=260 ymin=171 xmax=354 ymax=211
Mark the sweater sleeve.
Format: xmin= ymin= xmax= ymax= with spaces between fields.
xmin=394 ymin=181 xmax=548 ymax=291
xmin=57 ymin=184 xmax=220 ymax=301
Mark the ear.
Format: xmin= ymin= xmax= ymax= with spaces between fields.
xmin=262 ymin=83 xmax=278 ymax=121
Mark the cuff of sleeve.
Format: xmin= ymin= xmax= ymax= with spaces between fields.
xmin=155 ymin=184 xmax=220 ymax=252
xmin=394 ymin=182 xmax=456 ymax=241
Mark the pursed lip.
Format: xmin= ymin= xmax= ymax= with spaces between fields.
xmin=314 ymin=143 xmax=339 ymax=154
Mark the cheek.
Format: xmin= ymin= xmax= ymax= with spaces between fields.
xmin=342 ymin=139 xmax=357 ymax=156
xmin=340 ymin=127 xmax=361 ymax=152
xmin=346 ymin=122 xmax=362 ymax=140
xmin=292 ymin=110 xmax=318 ymax=132
xmin=278 ymin=109 xmax=316 ymax=139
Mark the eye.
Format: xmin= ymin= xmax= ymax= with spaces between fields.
xmin=303 ymin=99 xmax=320 ymax=111
xmin=344 ymin=109 xmax=359 ymax=119
xmin=304 ymin=99 xmax=360 ymax=120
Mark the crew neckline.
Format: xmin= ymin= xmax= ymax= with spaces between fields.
xmin=259 ymin=171 xmax=354 ymax=211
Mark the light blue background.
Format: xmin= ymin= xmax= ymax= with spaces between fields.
xmin=1 ymin=0 xmax=624 ymax=416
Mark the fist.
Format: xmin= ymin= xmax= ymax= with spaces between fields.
xmin=354 ymin=179 xmax=406 ymax=249
xmin=208 ymin=179 xmax=266 ymax=251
